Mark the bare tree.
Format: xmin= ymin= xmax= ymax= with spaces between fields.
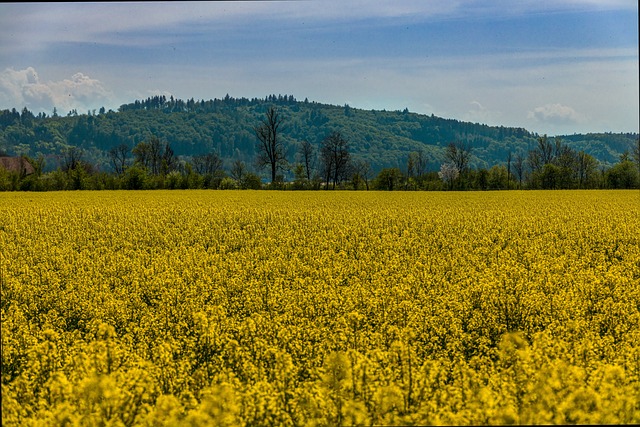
xmin=576 ymin=150 xmax=598 ymax=189
xmin=528 ymin=135 xmax=554 ymax=172
xmin=60 ymin=146 xmax=84 ymax=172
xmin=320 ymin=131 xmax=350 ymax=189
xmin=414 ymin=149 xmax=429 ymax=179
xmin=192 ymin=152 xmax=225 ymax=188
xmin=230 ymin=160 xmax=247 ymax=183
xmin=255 ymin=107 xmax=286 ymax=183
xmin=405 ymin=150 xmax=429 ymax=189
xmin=160 ymin=142 xmax=177 ymax=176
xmin=132 ymin=136 xmax=175 ymax=176
xmin=192 ymin=152 xmax=223 ymax=176
xmin=298 ymin=140 xmax=315 ymax=181
xmin=446 ymin=141 xmax=472 ymax=173
xmin=109 ymin=143 xmax=130 ymax=175
xmin=513 ymin=153 xmax=525 ymax=188
xmin=351 ymin=158 xmax=372 ymax=190
xmin=554 ymin=143 xmax=578 ymax=188
xmin=320 ymin=145 xmax=334 ymax=189
xmin=133 ymin=136 xmax=163 ymax=175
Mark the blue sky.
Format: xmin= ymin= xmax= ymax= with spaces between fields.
xmin=0 ymin=1 xmax=637 ymax=136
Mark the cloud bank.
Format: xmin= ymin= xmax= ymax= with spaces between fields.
xmin=0 ymin=67 xmax=114 ymax=114
xmin=527 ymin=103 xmax=586 ymax=126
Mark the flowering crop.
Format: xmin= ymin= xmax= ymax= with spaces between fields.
xmin=1 ymin=190 xmax=639 ymax=425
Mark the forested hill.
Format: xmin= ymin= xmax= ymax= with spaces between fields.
xmin=0 ymin=94 xmax=636 ymax=173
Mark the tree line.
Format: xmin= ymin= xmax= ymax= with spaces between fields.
xmin=1 ymin=106 xmax=638 ymax=191
xmin=0 ymin=94 xmax=563 ymax=174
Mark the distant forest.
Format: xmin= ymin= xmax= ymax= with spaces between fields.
xmin=0 ymin=94 xmax=638 ymax=191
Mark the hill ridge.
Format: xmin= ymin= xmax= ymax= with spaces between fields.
xmin=0 ymin=94 xmax=637 ymax=174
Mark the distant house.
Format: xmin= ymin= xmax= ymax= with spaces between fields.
xmin=0 ymin=156 xmax=36 ymax=176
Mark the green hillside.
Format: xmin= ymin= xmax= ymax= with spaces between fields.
xmin=0 ymin=95 xmax=636 ymax=175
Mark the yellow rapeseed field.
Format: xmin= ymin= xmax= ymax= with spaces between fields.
xmin=1 ymin=190 xmax=639 ymax=425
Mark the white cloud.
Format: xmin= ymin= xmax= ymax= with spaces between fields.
xmin=527 ymin=103 xmax=585 ymax=125
xmin=0 ymin=67 xmax=114 ymax=114
xmin=464 ymin=100 xmax=503 ymax=124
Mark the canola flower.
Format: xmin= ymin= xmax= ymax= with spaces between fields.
xmin=1 ymin=190 xmax=639 ymax=426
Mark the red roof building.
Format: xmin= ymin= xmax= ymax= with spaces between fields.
xmin=0 ymin=156 xmax=36 ymax=176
